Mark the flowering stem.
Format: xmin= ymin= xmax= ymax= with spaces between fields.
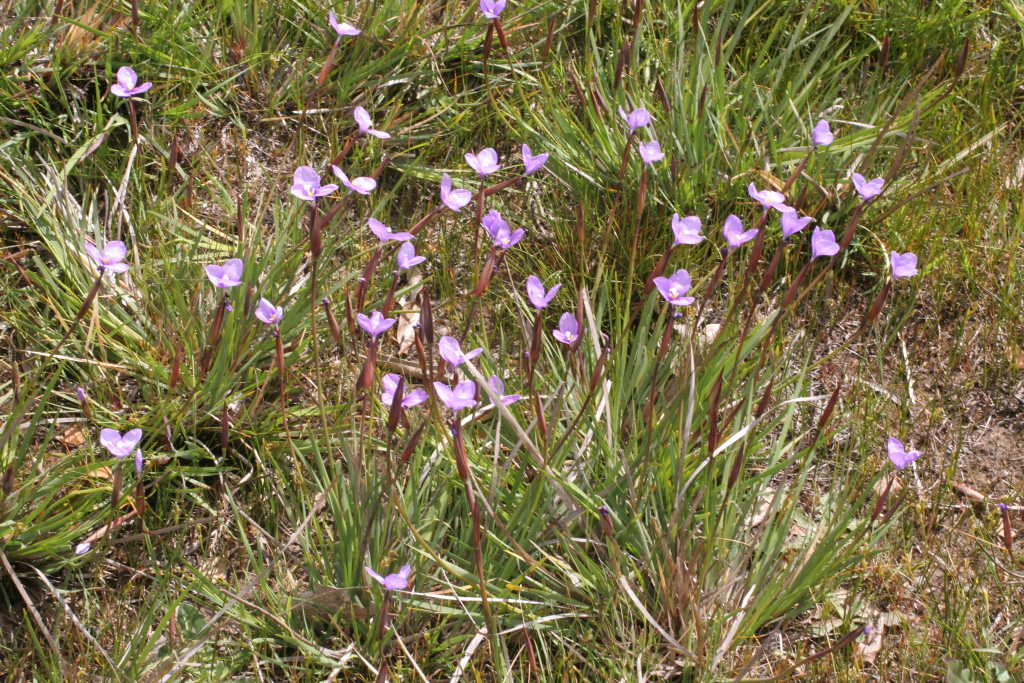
xmin=472 ymin=179 xmax=486 ymax=285
xmin=482 ymin=22 xmax=494 ymax=87
xmin=128 ymin=98 xmax=138 ymax=139
xmin=451 ymin=422 xmax=497 ymax=658
xmin=382 ymin=271 xmax=400 ymax=318
xmin=200 ymin=293 xmax=229 ymax=376
xmin=274 ymin=328 xmax=292 ymax=442
xmin=623 ymin=165 xmax=647 ymax=326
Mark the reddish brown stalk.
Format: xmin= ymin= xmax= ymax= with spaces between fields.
xmin=330 ymin=137 xmax=356 ymax=167
xmin=493 ymin=17 xmax=510 ymax=54
xmin=344 ymin=290 xmax=356 ymax=337
xmin=528 ymin=312 xmax=548 ymax=437
xmin=169 ymin=343 xmax=183 ymax=390
xmin=614 ymin=39 xmax=630 ymax=90
xmin=308 ymin=202 xmax=321 ymax=259
xmin=542 ymin=13 xmax=557 ymax=61
xmin=134 ymin=478 xmax=145 ymax=522
xmin=758 ymin=241 xmax=785 ymax=294
xmin=355 ymin=247 xmax=383 ymax=313
xmin=838 ymin=203 xmax=865 ymax=251
xmin=399 ymin=423 xmax=425 ymax=463
xmin=780 ymin=259 xmax=814 ymax=309
xmin=420 ymin=289 xmax=435 ymax=346
xmin=695 ymin=255 xmax=729 ymax=322
xmin=863 ymin=279 xmax=893 ymax=327
xmin=631 ymin=0 xmax=644 ymax=34
xmin=322 ymin=298 xmax=344 ymax=343
xmin=275 ymin=330 xmax=292 ymax=441
xmin=726 ymin=446 xmax=745 ymax=492
xmin=387 ymin=378 xmax=405 ymax=433
xmin=655 ymin=77 xmax=670 ymax=112
xmin=221 ymin=405 xmax=230 ymax=453
xmin=871 ymin=478 xmax=894 ymax=523
xmin=1 ymin=467 xmax=13 ymax=501
xmin=743 ymin=211 xmax=770 ymax=278
xmin=128 ymin=99 xmax=138 ymax=138
xmin=473 ymin=179 xmax=486 ymax=283
xmin=111 ymin=461 xmax=123 ymax=513
xmin=816 ymin=381 xmax=843 ymax=431
xmin=317 ymin=40 xmax=340 ymax=86
xmin=1000 ymin=505 xmax=1014 ymax=553
xmin=707 ymin=371 xmax=723 ymax=455
xmin=382 ymin=273 xmax=400 ymax=317
xmin=358 ymin=341 xmax=377 ymax=392
xmin=482 ymin=23 xmax=494 ymax=79
xmin=617 ymin=134 xmax=633 ymax=182
xmin=200 ymin=295 xmax=229 ymax=375
xmin=644 ymin=245 xmax=675 ymax=296
xmin=408 ymin=205 xmax=445 ymax=236
xmin=780 ymin=151 xmax=812 ymax=195
xmin=451 ymin=422 xmax=495 ymax=646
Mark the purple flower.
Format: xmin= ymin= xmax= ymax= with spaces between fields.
xmin=353 ymin=106 xmax=390 ymax=139
xmin=328 ymin=11 xmax=361 ymax=36
xmin=356 ymin=311 xmax=396 ymax=339
xmin=638 ymin=140 xmax=665 ymax=166
xmin=434 ymin=380 xmax=479 ymax=412
xmin=671 ymin=214 xmax=703 ymax=245
xmin=887 ymin=437 xmax=921 ymax=469
xmin=522 ymin=144 xmax=549 ymax=175
xmin=76 ymin=387 xmax=87 ymax=402
xmin=723 ymin=215 xmax=757 ymax=250
xmin=618 ymin=106 xmax=651 ymax=133
xmin=465 ymin=148 xmax=501 ymax=177
xmin=332 ymin=165 xmax=376 ymax=195
xmin=482 ymin=210 xmax=525 ymax=248
xmin=368 ymin=217 xmax=413 ymax=243
xmin=810 ymin=227 xmax=839 ymax=259
xmin=653 ymin=269 xmax=695 ymax=307
xmin=851 ymin=173 xmax=884 ymax=201
xmin=526 ymin=275 xmax=560 ymax=309
xmin=381 ymin=374 xmax=428 ymax=408
xmin=205 ymin=258 xmax=244 ymax=288
xmin=748 ymin=183 xmax=790 ymax=213
xmin=487 ymin=376 xmax=521 ymax=406
xmin=780 ymin=209 xmax=813 ymax=238
xmin=255 ymin=298 xmax=285 ymax=325
xmin=812 ymin=119 xmax=834 ymax=147
xmin=438 ymin=336 xmax=483 ymax=366
xmin=134 ymin=449 xmax=144 ymax=475
xmin=75 ymin=542 xmax=92 ymax=555
xmin=552 ymin=313 xmax=579 ymax=345
xmin=396 ymin=242 xmax=427 ymax=271
xmin=291 ymin=166 xmax=339 ymax=201
xmin=99 ymin=428 xmax=143 ymax=459
xmin=482 ymin=210 xmax=509 ymax=239
xmin=440 ymin=174 xmax=473 ymax=212
xmin=366 ymin=564 xmax=412 ymax=592
xmin=479 ymin=0 xmax=506 ymax=19
xmin=85 ymin=240 xmax=130 ymax=273
xmin=110 ymin=66 xmax=152 ymax=98
xmin=225 ymin=303 xmax=234 ymax=313
xmin=891 ymin=251 xmax=919 ymax=279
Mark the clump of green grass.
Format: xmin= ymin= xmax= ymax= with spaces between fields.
xmin=1 ymin=0 xmax=1022 ymax=680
